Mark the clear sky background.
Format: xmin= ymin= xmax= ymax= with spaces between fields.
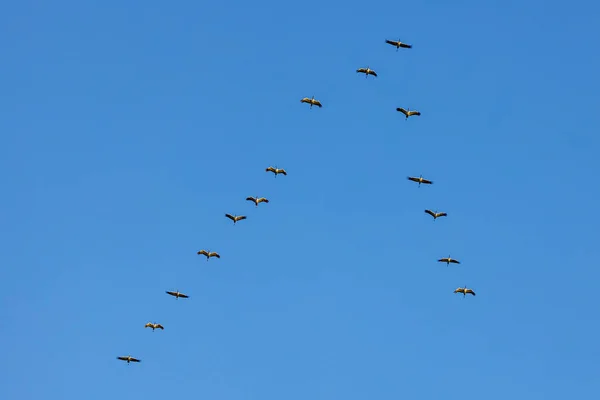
xmin=1 ymin=0 xmax=599 ymax=398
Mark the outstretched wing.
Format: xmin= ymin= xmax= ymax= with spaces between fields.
xmin=117 ymin=356 xmax=128 ymax=361
xmin=466 ymin=289 xmax=476 ymax=296
xmin=156 ymin=324 xmax=165 ymax=329
xmin=300 ymin=98 xmax=310 ymax=104
xmin=421 ymin=178 xmax=433 ymax=184
xmin=236 ymin=215 xmax=247 ymax=222
xmin=178 ymin=293 xmax=189 ymax=298
xmin=278 ymin=169 xmax=287 ymax=175
xmin=409 ymin=111 xmax=421 ymax=117
xmin=449 ymin=259 xmax=460 ymax=264
xmin=130 ymin=358 xmax=141 ymax=362
xmin=407 ymin=176 xmax=419 ymax=183
xmin=246 ymin=197 xmax=256 ymax=202
xmin=453 ymin=288 xmax=463 ymax=294
xmin=197 ymin=250 xmax=208 ymax=256
xmin=385 ymin=39 xmax=398 ymax=46
xmin=424 ymin=209 xmax=436 ymax=218
xmin=437 ymin=258 xmax=449 ymax=263
xmin=356 ymin=68 xmax=367 ymax=74
xmin=266 ymin=166 xmax=276 ymax=173
xmin=209 ymin=252 xmax=220 ymax=258
xmin=225 ymin=214 xmax=235 ymax=221
xmin=369 ymin=70 xmax=378 ymax=77
xmin=313 ymin=100 xmax=322 ymax=108
xmin=166 ymin=291 xmax=177 ymax=296
xmin=396 ymin=107 xmax=409 ymax=116
xmin=437 ymin=212 xmax=447 ymax=218
xmin=399 ymin=42 xmax=412 ymax=48
xmin=258 ymin=198 xmax=269 ymax=203
xmin=144 ymin=322 xmax=153 ymax=328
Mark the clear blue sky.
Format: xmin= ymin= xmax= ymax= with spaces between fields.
xmin=1 ymin=0 xmax=599 ymax=398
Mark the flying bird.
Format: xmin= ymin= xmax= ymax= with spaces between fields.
xmin=225 ymin=214 xmax=247 ymax=224
xmin=438 ymin=256 xmax=461 ymax=266
xmin=425 ymin=210 xmax=447 ymax=220
xmin=396 ymin=107 xmax=421 ymax=119
xmin=300 ymin=96 xmax=322 ymax=108
xmin=117 ymin=355 xmax=141 ymax=364
xmin=266 ymin=166 xmax=287 ymax=177
xmin=197 ymin=249 xmax=220 ymax=261
xmin=246 ymin=196 xmax=269 ymax=207
xmin=144 ymin=322 xmax=164 ymax=331
xmin=356 ymin=66 xmax=377 ymax=78
xmin=385 ymin=39 xmax=412 ymax=51
xmin=407 ymin=175 xmax=433 ymax=186
xmin=454 ymin=286 xmax=476 ymax=297
xmin=166 ymin=290 xmax=189 ymax=299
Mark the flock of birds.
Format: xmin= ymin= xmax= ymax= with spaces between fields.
xmin=116 ymin=37 xmax=476 ymax=366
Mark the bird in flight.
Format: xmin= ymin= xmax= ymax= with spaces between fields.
xmin=144 ymin=322 xmax=164 ymax=331
xmin=266 ymin=166 xmax=287 ymax=177
xmin=356 ymin=66 xmax=377 ymax=78
xmin=396 ymin=107 xmax=421 ymax=120
xmin=225 ymin=214 xmax=247 ymax=224
xmin=454 ymin=286 xmax=476 ymax=297
xmin=385 ymin=39 xmax=412 ymax=51
xmin=438 ymin=256 xmax=460 ymax=266
xmin=407 ymin=175 xmax=433 ymax=186
xmin=166 ymin=290 xmax=189 ymax=299
xmin=117 ymin=355 xmax=141 ymax=364
xmin=246 ymin=196 xmax=269 ymax=207
xmin=197 ymin=249 xmax=220 ymax=261
xmin=300 ymin=96 xmax=322 ymax=108
xmin=424 ymin=210 xmax=447 ymax=220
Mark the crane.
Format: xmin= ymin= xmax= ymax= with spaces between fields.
xmin=166 ymin=290 xmax=189 ymax=299
xmin=407 ymin=175 xmax=433 ymax=186
xmin=425 ymin=210 xmax=447 ymax=220
xmin=246 ymin=196 xmax=269 ymax=207
xmin=438 ymin=256 xmax=460 ymax=266
xmin=396 ymin=107 xmax=421 ymax=119
xmin=225 ymin=214 xmax=247 ymax=224
xmin=300 ymin=96 xmax=322 ymax=108
xmin=197 ymin=249 xmax=220 ymax=261
xmin=144 ymin=322 xmax=164 ymax=331
xmin=356 ymin=66 xmax=377 ymax=78
xmin=385 ymin=39 xmax=412 ymax=51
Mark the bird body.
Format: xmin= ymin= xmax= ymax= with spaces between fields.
xmin=166 ymin=290 xmax=189 ymax=299
xmin=117 ymin=355 xmax=141 ymax=364
xmin=407 ymin=175 xmax=433 ymax=186
xmin=396 ymin=107 xmax=421 ymax=119
xmin=246 ymin=196 xmax=269 ymax=207
xmin=385 ymin=39 xmax=412 ymax=50
xmin=225 ymin=214 xmax=247 ymax=224
xmin=454 ymin=286 xmax=476 ymax=297
xmin=144 ymin=322 xmax=164 ymax=331
xmin=438 ymin=256 xmax=460 ymax=266
xmin=425 ymin=209 xmax=447 ymax=220
xmin=197 ymin=249 xmax=220 ymax=260
xmin=266 ymin=166 xmax=287 ymax=177
xmin=356 ymin=66 xmax=377 ymax=78
xmin=300 ymin=96 xmax=322 ymax=108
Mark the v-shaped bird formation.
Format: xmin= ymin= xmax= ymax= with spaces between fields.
xmin=117 ymin=36 xmax=479 ymax=366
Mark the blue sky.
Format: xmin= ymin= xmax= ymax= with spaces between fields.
xmin=1 ymin=0 xmax=599 ymax=398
